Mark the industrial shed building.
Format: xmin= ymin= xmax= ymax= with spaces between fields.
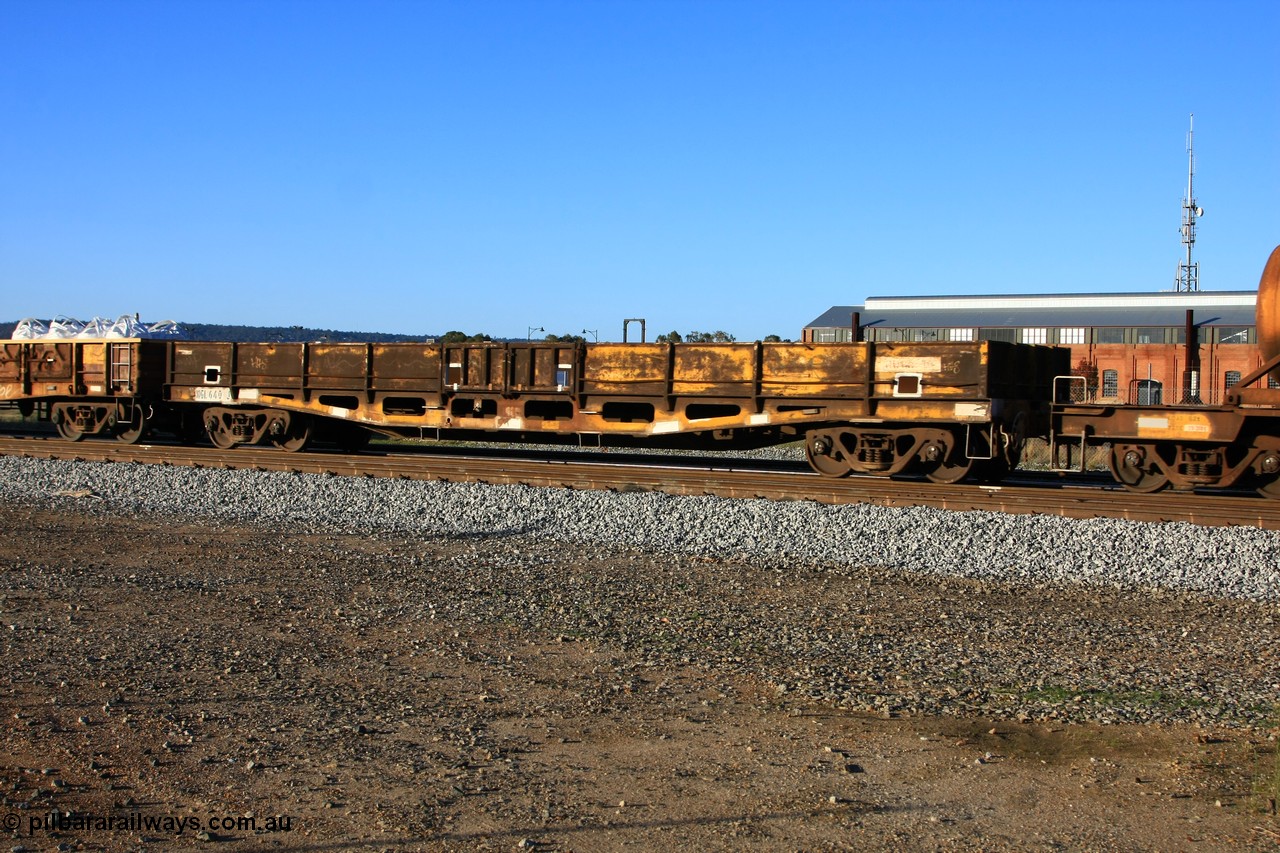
xmin=803 ymin=290 xmax=1262 ymax=405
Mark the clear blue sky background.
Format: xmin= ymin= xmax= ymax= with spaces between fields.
xmin=2 ymin=0 xmax=1277 ymax=341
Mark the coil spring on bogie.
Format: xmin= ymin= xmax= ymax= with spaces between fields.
xmin=862 ymin=447 xmax=887 ymax=465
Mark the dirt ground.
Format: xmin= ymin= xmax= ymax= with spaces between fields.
xmin=1 ymin=502 xmax=1278 ymax=852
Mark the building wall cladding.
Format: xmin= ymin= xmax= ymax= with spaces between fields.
xmin=1083 ymin=341 xmax=1261 ymax=405
xmin=802 ymin=294 xmax=1264 ymax=406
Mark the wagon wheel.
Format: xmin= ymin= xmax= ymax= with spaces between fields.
xmin=1257 ymin=475 xmax=1280 ymax=500
xmin=205 ymin=414 xmax=238 ymax=449
xmin=921 ymin=454 xmax=975 ymax=484
xmin=114 ymin=403 xmax=148 ymax=444
xmin=1109 ymin=444 xmax=1169 ymax=493
xmin=918 ymin=434 xmax=974 ymax=484
xmin=1254 ymin=449 xmax=1280 ymax=499
xmin=805 ymin=433 xmax=852 ymax=478
xmin=272 ymin=416 xmax=312 ymax=453
xmin=55 ymin=417 xmax=86 ymax=442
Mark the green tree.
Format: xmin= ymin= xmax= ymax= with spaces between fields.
xmin=439 ymin=330 xmax=492 ymax=343
xmin=656 ymin=330 xmax=684 ymax=343
xmin=685 ymin=330 xmax=736 ymax=343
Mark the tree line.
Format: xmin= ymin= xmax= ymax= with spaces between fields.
xmin=0 ymin=321 xmax=791 ymax=344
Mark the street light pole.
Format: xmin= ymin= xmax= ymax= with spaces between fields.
xmin=527 ymin=325 xmax=544 ymax=341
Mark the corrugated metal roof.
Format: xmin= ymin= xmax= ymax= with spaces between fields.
xmin=807 ymin=305 xmax=863 ymax=328
xmin=805 ymin=292 xmax=1257 ymax=330
xmin=866 ymin=290 xmax=1256 ymax=311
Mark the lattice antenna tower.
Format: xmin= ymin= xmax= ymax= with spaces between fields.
xmin=1177 ymin=114 xmax=1203 ymax=292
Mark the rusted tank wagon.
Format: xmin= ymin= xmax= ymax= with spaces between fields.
xmin=1051 ymin=244 xmax=1280 ymax=496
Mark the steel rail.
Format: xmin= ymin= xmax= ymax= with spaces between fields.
xmin=0 ymin=434 xmax=1277 ymax=530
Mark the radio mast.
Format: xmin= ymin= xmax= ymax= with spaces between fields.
xmin=1176 ymin=114 xmax=1202 ymax=292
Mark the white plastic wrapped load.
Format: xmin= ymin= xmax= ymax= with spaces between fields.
xmin=144 ymin=320 xmax=184 ymax=338
xmin=8 ymin=315 xmax=187 ymax=340
xmin=10 ymin=318 xmax=49 ymax=339
xmin=48 ymin=316 xmax=87 ymax=338
xmin=75 ymin=317 xmax=115 ymax=338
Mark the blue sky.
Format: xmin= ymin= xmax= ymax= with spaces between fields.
xmin=2 ymin=0 xmax=1277 ymax=341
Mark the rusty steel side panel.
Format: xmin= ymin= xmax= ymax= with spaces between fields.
xmin=29 ymin=343 xmax=75 ymax=385
xmin=74 ymin=342 xmax=109 ymax=394
xmin=760 ymin=344 xmax=869 ymax=398
xmin=1057 ymin=405 xmax=1246 ymax=444
xmin=509 ymin=345 xmax=576 ymax=392
xmin=1231 ymin=387 xmax=1280 ymax=410
xmin=869 ymin=342 xmax=988 ymax=399
xmin=371 ymin=344 xmax=442 ymax=392
xmin=671 ymin=344 xmax=755 ymax=396
xmin=130 ymin=341 xmax=169 ymax=396
xmin=984 ymin=340 xmax=1070 ymax=400
xmin=0 ymin=341 xmax=76 ymax=400
xmin=581 ymin=344 xmax=668 ymax=396
xmin=171 ymin=342 xmax=234 ymax=387
xmin=0 ymin=343 xmax=23 ymax=383
xmin=307 ymin=344 xmax=370 ymax=390
xmin=234 ymin=343 xmax=305 ymax=388
xmin=443 ymin=345 xmax=507 ymax=392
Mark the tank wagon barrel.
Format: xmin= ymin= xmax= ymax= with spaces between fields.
xmin=1247 ymin=244 xmax=1280 ymax=380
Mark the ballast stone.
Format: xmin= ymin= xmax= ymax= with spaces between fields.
xmin=0 ymin=455 xmax=1276 ymax=602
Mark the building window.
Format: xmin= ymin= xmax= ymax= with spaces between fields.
xmin=949 ymin=328 xmax=974 ymax=342
xmin=1102 ymin=369 xmax=1119 ymax=397
xmin=1269 ymin=375 xmax=1280 ymax=389
xmin=1134 ymin=327 xmax=1165 ymax=344
xmin=1135 ymin=379 xmax=1163 ymax=405
xmin=1096 ymin=328 xmax=1125 ymax=344
xmin=1020 ymin=328 xmax=1048 ymax=344
xmin=1225 ymin=370 xmax=1242 ymax=389
xmin=815 ymin=329 xmax=836 ymax=343
xmin=1217 ymin=326 xmax=1252 ymax=344
xmin=980 ymin=328 xmax=1016 ymax=343
xmin=1058 ymin=328 xmax=1087 ymax=345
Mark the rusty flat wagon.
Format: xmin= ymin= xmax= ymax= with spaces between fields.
xmin=164 ymin=337 xmax=1064 ymax=483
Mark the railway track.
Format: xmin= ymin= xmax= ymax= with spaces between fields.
xmin=1 ymin=434 xmax=1277 ymax=530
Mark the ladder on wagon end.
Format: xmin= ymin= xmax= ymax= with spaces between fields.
xmin=108 ymin=342 xmax=133 ymax=394
xmin=1049 ymin=375 xmax=1088 ymax=473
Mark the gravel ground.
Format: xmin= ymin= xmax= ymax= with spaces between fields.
xmin=0 ymin=455 xmax=1277 ymax=730
xmin=2 ymin=454 xmax=1280 ymax=850
xmin=1 ymin=454 xmax=1278 ymax=602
